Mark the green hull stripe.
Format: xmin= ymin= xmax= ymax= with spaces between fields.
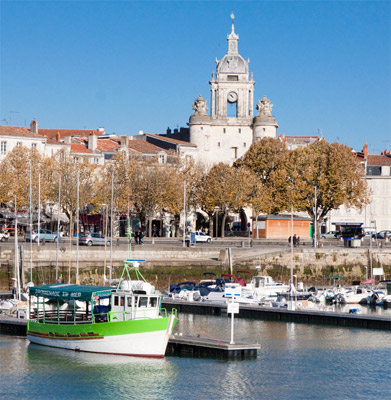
xmin=28 ymin=317 xmax=177 ymax=337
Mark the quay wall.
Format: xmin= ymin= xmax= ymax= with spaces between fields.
xmin=1 ymin=245 xmax=391 ymax=291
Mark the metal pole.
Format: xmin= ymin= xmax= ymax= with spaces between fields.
xmin=56 ymin=175 xmax=61 ymax=282
xmin=29 ymin=161 xmax=32 ymax=282
xmin=76 ymin=172 xmax=79 ymax=284
xmin=290 ymin=203 xmax=294 ymax=303
xmin=38 ymin=173 xmax=40 ymax=248
xmin=14 ymin=196 xmax=18 ymax=298
xmin=230 ymin=296 xmax=235 ymax=345
xmin=110 ymin=170 xmax=113 ymax=281
xmin=183 ymin=181 xmax=186 ymax=248
xmin=314 ymin=186 xmax=317 ymax=248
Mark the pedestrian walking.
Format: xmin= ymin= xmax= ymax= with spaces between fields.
xmin=293 ymin=234 xmax=297 ymax=247
xmin=134 ymin=230 xmax=139 ymax=245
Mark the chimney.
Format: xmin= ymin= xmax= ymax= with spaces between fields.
xmin=120 ymin=135 xmax=129 ymax=148
xmin=363 ymin=142 xmax=368 ymax=158
xmin=56 ymin=131 xmax=61 ymax=142
xmin=88 ymin=134 xmax=97 ymax=152
xmin=63 ymin=135 xmax=71 ymax=144
xmin=30 ymin=120 xmax=38 ymax=134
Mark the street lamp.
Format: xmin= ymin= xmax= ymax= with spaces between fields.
xmin=214 ymin=207 xmax=219 ymax=238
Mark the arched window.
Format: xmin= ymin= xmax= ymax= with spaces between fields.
xmin=227 ymin=101 xmax=237 ymax=117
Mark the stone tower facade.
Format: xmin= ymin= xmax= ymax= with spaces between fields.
xmin=188 ymin=16 xmax=278 ymax=167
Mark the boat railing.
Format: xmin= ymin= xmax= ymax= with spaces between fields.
xmin=30 ymin=310 xmax=93 ymax=324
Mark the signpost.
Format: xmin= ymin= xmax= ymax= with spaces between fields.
xmin=225 ymin=283 xmax=241 ymax=344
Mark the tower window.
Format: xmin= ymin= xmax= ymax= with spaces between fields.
xmin=227 ymin=102 xmax=237 ymax=118
xmin=223 ymin=128 xmax=226 ymax=133
xmin=218 ymin=142 xmax=221 ymax=147
xmin=238 ymin=128 xmax=241 ymax=133
xmin=227 ymin=75 xmax=238 ymax=81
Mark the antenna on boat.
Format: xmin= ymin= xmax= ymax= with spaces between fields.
xmin=117 ymin=259 xmax=147 ymax=289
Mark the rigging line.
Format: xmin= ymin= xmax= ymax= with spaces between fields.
xmin=176 ymin=316 xmax=224 ymax=344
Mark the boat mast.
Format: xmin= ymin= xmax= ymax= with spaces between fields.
xmin=14 ymin=195 xmax=19 ymax=300
xmin=76 ymin=171 xmax=79 ymax=284
xmin=56 ymin=174 xmax=61 ymax=282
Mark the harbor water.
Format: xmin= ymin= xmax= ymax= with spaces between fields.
xmin=1 ymin=313 xmax=391 ymax=400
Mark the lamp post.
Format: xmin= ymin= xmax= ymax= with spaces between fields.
xmin=214 ymin=207 xmax=219 ymax=239
xmin=370 ymin=219 xmax=376 ymax=280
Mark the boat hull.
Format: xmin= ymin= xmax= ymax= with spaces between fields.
xmin=27 ymin=314 xmax=177 ymax=358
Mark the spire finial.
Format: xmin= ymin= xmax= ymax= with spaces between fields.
xmin=230 ymin=12 xmax=235 ymax=32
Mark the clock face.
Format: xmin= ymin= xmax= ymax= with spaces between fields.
xmin=228 ymin=91 xmax=238 ymax=103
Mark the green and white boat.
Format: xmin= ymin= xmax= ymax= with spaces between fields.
xmin=27 ymin=260 xmax=178 ymax=358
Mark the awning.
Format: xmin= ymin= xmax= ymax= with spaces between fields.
xmin=29 ymin=283 xmax=113 ymax=301
xmin=51 ymin=213 xmax=69 ymax=223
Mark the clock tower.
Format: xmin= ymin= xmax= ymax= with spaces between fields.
xmin=188 ymin=14 xmax=278 ymax=167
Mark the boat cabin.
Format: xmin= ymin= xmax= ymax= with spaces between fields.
xmin=29 ymin=282 xmax=161 ymax=325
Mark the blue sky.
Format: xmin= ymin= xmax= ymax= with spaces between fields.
xmin=1 ymin=0 xmax=390 ymax=153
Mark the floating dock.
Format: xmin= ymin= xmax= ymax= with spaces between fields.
xmin=166 ymin=334 xmax=259 ymax=358
xmin=162 ymin=299 xmax=391 ymax=330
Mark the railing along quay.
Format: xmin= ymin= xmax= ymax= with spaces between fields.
xmin=162 ymin=299 xmax=391 ymax=331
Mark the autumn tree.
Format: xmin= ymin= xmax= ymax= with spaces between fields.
xmin=275 ymin=140 xmax=370 ymax=240
xmin=53 ymin=150 xmax=97 ymax=237
xmin=199 ymin=163 xmax=253 ymax=237
xmin=235 ymin=137 xmax=288 ymax=214
xmin=0 ymin=146 xmax=57 ymax=209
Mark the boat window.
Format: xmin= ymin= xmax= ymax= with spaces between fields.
xmin=139 ymin=297 xmax=148 ymax=307
xmin=150 ymin=297 xmax=158 ymax=307
xmin=120 ymin=297 xmax=124 ymax=307
xmin=114 ymin=296 xmax=119 ymax=306
xmin=127 ymin=297 xmax=132 ymax=307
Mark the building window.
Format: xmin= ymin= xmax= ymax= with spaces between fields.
xmin=158 ymin=154 xmax=166 ymax=164
xmin=218 ymin=142 xmax=221 ymax=147
xmin=16 ymin=142 xmax=22 ymax=146
xmin=31 ymin=143 xmax=37 ymax=149
xmin=1 ymin=141 xmax=7 ymax=154
xmin=204 ymin=135 xmax=210 ymax=151
xmin=263 ymin=128 xmax=266 ymax=132
xmin=243 ymin=142 xmax=246 ymax=147
xmin=223 ymin=128 xmax=226 ymax=134
xmin=367 ymin=166 xmax=381 ymax=176
xmin=201 ymin=127 xmax=203 ymax=130
xmin=238 ymin=128 xmax=241 ymax=133
xmin=232 ymin=147 xmax=238 ymax=158
xmin=227 ymin=75 xmax=238 ymax=81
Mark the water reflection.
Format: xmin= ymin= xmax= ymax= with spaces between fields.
xmin=1 ymin=313 xmax=391 ymax=399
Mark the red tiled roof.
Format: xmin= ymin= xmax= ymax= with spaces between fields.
xmin=145 ymin=133 xmax=196 ymax=146
xmin=367 ymin=154 xmax=391 ymax=166
xmin=70 ymin=143 xmax=92 ymax=154
xmin=0 ymin=125 xmax=45 ymax=139
xmin=128 ymin=140 xmax=165 ymax=153
xmin=46 ymin=138 xmax=69 ymax=145
xmin=39 ymin=129 xmax=101 ymax=141
xmin=279 ymin=135 xmax=320 ymax=143
xmin=97 ymin=139 xmax=120 ymax=153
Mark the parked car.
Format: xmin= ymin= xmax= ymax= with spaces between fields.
xmin=372 ymin=230 xmax=391 ymax=239
xmin=25 ymin=229 xmax=59 ymax=243
xmin=321 ymin=231 xmax=340 ymax=239
xmin=0 ymin=231 xmax=10 ymax=242
xmin=185 ymin=231 xmax=212 ymax=243
xmin=79 ymin=233 xmax=111 ymax=246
